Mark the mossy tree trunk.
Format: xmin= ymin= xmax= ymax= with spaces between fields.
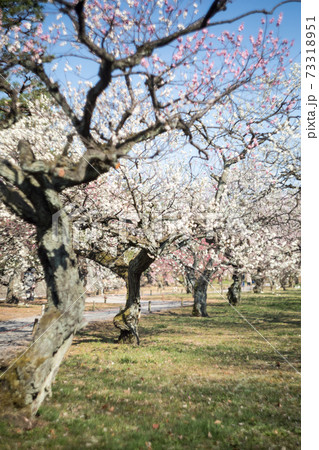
xmin=0 ymin=209 xmax=85 ymax=418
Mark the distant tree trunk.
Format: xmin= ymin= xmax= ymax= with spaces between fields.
xmin=227 ymin=272 xmax=241 ymax=305
xmin=185 ymin=280 xmax=192 ymax=294
xmin=184 ymin=266 xmax=195 ymax=294
xmin=192 ymin=259 xmax=213 ymax=317
xmin=6 ymin=272 xmax=21 ymax=304
xmin=253 ymin=278 xmax=264 ymax=293
xmin=113 ymin=248 xmax=155 ymax=344
xmin=253 ymin=268 xmax=264 ymax=293
xmin=280 ymin=274 xmax=288 ymax=290
xmin=0 ymin=213 xmax=85 ymax=419
xmin=78 ymin=258 xmax=88 ymax=288
xmin=145 ymin=270 xmax=153 ymax=285
xmin=288 ymin=274 xmax=297 ymax=288
xmin=192 ymin=278 xmax=209 ymax=317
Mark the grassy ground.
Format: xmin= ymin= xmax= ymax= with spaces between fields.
xmin=0 ymin=289 xmax=301 ymax=449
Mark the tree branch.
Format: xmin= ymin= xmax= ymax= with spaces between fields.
xmin=0 ymin=180 xmax=38 ymax=224
xmin=113 ymin=1 xmax=300 ymax=70
xmin=0 ymin=159 xmax=26 ymax=187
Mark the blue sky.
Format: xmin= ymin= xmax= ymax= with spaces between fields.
xmin=42 ymin=0 xmax=301 ymax=92
xmin=197 ymin=0 xmax=300 ymax=59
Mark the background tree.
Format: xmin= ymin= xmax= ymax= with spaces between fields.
xmin=0 ymin=206 xmax=41 ymax=303
xmin=183 ymin=61 xmax=300 ymax=314
xmin=67 ymin=156 xmax=199 ymax=342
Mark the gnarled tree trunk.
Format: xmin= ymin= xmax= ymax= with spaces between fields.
xmin=227 ymin=272 xmax=241 ymax=305
xmin=192 ymin=278 xmax=209 ymax=317
xmin=192 ymin=259 xmax=213 ymax=317
xmin=114 ymin=248 xmax=154 ymax=344
xmin=0 ymin=213 xmax=85 ymax=418
xmin=79 ymin=246 xmax=155 ymax=345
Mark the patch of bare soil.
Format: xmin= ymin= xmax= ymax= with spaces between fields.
xmin=0 ymin=302 xmax=44 ymax=321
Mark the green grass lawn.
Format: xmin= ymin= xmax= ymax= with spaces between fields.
xmin=0 ymin=289 xmax=301 ymax=449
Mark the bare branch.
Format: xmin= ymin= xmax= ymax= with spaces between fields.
xmin=56 ymin=0 xmax=114 ymax=63
xmin=79 ymin=60 xmax=113 ymax=138
xmin=19 ymin=57 xmax=80 ymax=130
xmin=201 ymin=0 xmax=229 ymax=28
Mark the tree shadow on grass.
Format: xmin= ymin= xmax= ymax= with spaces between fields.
xmin=73 ymin=321 xmax=117 ymax=345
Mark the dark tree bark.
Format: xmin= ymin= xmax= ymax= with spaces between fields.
xmin=227 ymin=272 xmax=241 ymax=305
xmin=6 ymin=272 xmax=22 ymax=304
